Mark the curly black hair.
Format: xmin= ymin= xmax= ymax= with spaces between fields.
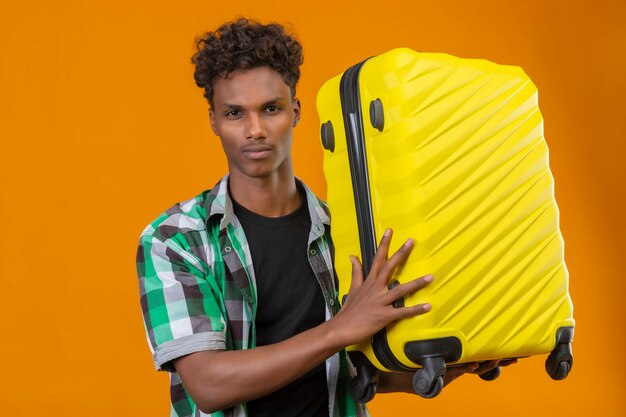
xmin=192 ymin=18 xmax=303 ymax=107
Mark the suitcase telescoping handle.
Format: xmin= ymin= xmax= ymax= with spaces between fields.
xmin=346 ymin=110 xmax=377 ymax=275
xmin=338 ymin=60 xmax=384 ymax=403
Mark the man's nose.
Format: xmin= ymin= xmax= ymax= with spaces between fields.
xmin=246 ymin=112 xmax=266 ymax=140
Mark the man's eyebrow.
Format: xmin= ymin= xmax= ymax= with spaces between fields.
xmin=219 ymin=97 xmax=287 ymax=110
xmin=220 ymin=103 xmax=243 ymax=110
xmin=261 ymin=97 xmax=286 ymax=106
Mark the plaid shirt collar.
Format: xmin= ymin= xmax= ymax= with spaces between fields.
xmin=203 ymin=174 xmax=331 ymax=233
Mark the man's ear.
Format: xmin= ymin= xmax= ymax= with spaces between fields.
xmin=209 ymin=108 xmax=218 ymax=135
xmin=292 ymin=98 xmax=302 ymax=127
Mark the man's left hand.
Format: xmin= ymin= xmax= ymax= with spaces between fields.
xmin=377 ymin=358 xmax=518 ymax=393
xmin=443 ymin=358 xmax=518 ymax=386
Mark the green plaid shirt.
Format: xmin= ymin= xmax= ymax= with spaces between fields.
xmin=137 ymin=175 xmax=368 ymax=417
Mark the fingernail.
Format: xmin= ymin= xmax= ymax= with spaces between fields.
xmin=422 ymin=274 xmax=434 ymax=283
xmin=384 ymin=228 xmax=391 ymax=237
xmin=422 ymin=303 xmax=432 ymax=312
xmin=403 ymin=238 xmax=414 ymax=248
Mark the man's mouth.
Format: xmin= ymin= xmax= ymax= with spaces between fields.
xmin=242 ymin=145 xmax=272 ymax=160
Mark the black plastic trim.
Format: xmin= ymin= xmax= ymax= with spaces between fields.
xmin=373 ymin=331 xmax=414 ymax=371
xmin=369 ymin=98 xmax=384 ymax=132
xmin=404 ymin=337 xmax=463 ymax=366
xmin=339 ymin=61 xmax=376 ymax=275
xmin=321 ymin=121 xmax=335 ymax=152
xmin=555 ymin=326 xmax=574 ymax=344
xmin=339 ymin=59 xmax=410 ymax=372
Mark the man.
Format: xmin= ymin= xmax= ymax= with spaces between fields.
xmin=137 ymin=18 xmax=502 ymax=417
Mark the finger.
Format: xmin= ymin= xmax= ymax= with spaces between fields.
xmin=473 ymin=360 xmax=499 ymax=374
xmin=385 ymin=274 xmax=433 ymax=303
xmin=369 ymin=228 xmax=393 ymax=277
xmin=499 ymin=358 xmax=518 ymax=367
xmin=391 ymin=302 xmax=432 ymax=321
xmin=348 ymin=255 xmax=364 ymax=294
xmin=443 ymin=363 xmax=479 ymax=386
xmin=456 ymin=363 xmax=480 ymax=374
xmin=379 ymin=238 xmax=415 ymax=280
xmin=446 ymin=364 xmax=474 ymax=378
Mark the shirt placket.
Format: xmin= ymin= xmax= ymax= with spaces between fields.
xmin=219 ymin=227 xmax=256 ymax=350
xmin=308 ymin=237 xmax=342 ymax=417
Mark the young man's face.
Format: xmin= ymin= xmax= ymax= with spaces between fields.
xmin=210 ymin=66 xmax=301 ymax=182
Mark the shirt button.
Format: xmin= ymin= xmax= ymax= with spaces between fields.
xmin=224 ymin=246 xmax=232 ymax=253
xmin=329 ymin=299 xmax=335 ymax=306
xmin=309 ymin=249 xmax=317 ymax=255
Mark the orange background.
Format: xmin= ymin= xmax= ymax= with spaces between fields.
xmin=1 ymin=0 xmax=624 ymax=416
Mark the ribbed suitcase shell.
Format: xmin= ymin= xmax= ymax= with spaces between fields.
xmin=316 ymin=48 xmax=574 ymax=375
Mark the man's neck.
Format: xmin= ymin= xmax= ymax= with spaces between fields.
xmin=228 ymin=172 xmax=301 ymax=218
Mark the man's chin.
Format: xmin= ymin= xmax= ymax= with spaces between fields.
xmin=230 ymin=160 xmax=291 ymax=181
xmin=236 ymin=168 xmax=275 ymax=180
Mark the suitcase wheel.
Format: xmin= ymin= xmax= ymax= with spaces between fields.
xmin=369 ymin=99 xmax=384 ymax=132
xmin=550 ymin=361 xmax=571 ymax=380
xmin=478 ymin=365 xmax=501 ymax=381
xmin=413 ymin=356 xmax=446 ymax=398
xmin=349 ymin=360 xmax=379 ymax=403
xmin=545 ymin=344 xmax=573 ymax=380
xmin=545 ymin=326 xmax=574 ymax=381
xmin=350 ymin=379 xmax=377 ymax=403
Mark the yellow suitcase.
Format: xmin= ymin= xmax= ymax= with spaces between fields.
xmin=316 ymin=48 xmax=575 ymax=400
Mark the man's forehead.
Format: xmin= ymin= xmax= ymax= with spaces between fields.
xmin=213 ymin=66 xmax=291 ymax=107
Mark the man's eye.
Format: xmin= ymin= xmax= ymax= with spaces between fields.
xmin=265 ymin=105 xmax=279 ymax=113
xmin=225 ymin=110 xmax=241 ymax=117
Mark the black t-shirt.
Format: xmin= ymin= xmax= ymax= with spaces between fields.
xmin=232 ymin=185 xmax=329 ymax=417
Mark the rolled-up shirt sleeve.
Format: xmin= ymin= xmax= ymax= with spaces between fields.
xmin=137 ymin=230 xmax=227 ymax=372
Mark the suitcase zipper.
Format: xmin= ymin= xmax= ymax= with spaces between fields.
xmin=339 ymin=61 xmax=413 ymax=372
